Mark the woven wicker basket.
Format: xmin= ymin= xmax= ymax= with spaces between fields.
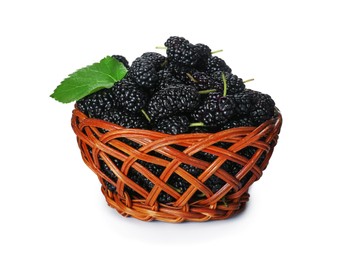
xmin=71 ymin=107 xmax=282 ymax=222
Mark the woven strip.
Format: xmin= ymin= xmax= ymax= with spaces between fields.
xmin=71 ymin=108 xmax=282 ymax=222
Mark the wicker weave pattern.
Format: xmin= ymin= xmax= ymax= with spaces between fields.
xmin=71 ymin=108 xmax=282 ymax=222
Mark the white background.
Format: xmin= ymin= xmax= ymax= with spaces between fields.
xmin=1 ymin=0 xmax=362 ymax=259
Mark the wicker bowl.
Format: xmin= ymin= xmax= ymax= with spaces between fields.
xmin=71 ymin=107 xmax=282 ymax=222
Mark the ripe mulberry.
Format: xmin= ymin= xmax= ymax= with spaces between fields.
xmin=76 ymin=88 xmax=115 ymax=118
xmin=195 ymin=43 xmax=212 ymax=70
xmin=101 ymin=109 xmax=150 ymax=129
xmin=206 ymin=56 xmax=232 ymax=74
xmin=153 ymin=115 xmax=190 ymax=135
xmin=192 ymin=92 xmax=235 ymax=126
xmin=141 ymin=52 xmax=166 ymax=69
xmin=112 ymin=80 xmax=148 ymax=114
xmin=250 ymin=92 xmax=275 ymax=125
xmin=128 ymin=57 xmax=159 ymax=89
xmin=212 ymin=71 xmax=245 ymax=95
xmin=220 ymin=117 xmax=254 ymax=130
xmin=234 ymin=89 xmax=275 ymax=126
xmin=165 ymin=36 xmax=201 ymax=67
xmin=147 ymin=84 xmax=200 ymax=121
xmin=157 ymin=68 xmax=184 ymax=90
xmin=187 ymin=71 xmax=222 ymax=91
xmin=100 ymin=156 xmax=122 ymax=192
xmin=112 ymin=55 xmax=130 ymax=68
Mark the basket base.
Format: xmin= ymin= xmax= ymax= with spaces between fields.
xmin=101 ymin=186 xmax=250 ymax=223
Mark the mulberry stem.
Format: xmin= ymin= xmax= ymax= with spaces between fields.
xmin=189 ymin=122 xmax=205 ymax=127
xmin=155 ymin=46 xmax=167 ymax=50
xmin=211 ymin=49 xmax=223 ymax=54
xmin=168 ymin=184 xmax=182 ymax=194
xmin=221 ymin=197 xmax=229 ymax=207
xmin=243 ymin=78 xmax=255 ymax=83
xmin=160 ymin=59 xmax=168 ymax=68
xmin=197 ymin=193 xmax=206 ymax=198
xmin=221 ymin=72 xmax=227 ymax=97
xmin=141 ymin=109 xmax=151 ymax=122
xmin=186 ymin=73 xmax=198 ymax=82
xmin=198 ymin=89 xmax=216 ymax=94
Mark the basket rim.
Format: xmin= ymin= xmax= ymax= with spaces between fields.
xmin=71 ymin=106 xmax=282 ymax=136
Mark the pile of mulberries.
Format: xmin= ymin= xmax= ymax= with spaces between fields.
xmin=77 ymin=36 xmax=277 ymax=204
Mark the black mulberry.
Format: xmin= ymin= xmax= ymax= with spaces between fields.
xmin=238 ymin=146 xmax=266 ymax=166
xmin=195 ymin=43 xmax=212 ymax=70
xmin=128 ymin=57 xmax=159 ymax=89
xmin=112 ymin=80 xmax=148 ymax=114
xmin=180 ymin=163 xmax=203 ymax=177
xmin=153 ymin=115 xmax=190 ymax=135
xmin=147 ymin=84 xmax=200 ymax=121
xmin=234 ymin=89 xmax=275 ymax=126
xmin=101 ymin=109 xmax=150 ymax=129
xmin=76 ymin=88 xmax=115 ymax=118
xmin=192 ymin=92 xmax=236 ymax=126
xmin=206 ymin=56 xmax=232 ymax=74
xmin=205 ymin=175 xmax=226 ymax=193
xmin=100 ymin=156 xmax=123 ymax=192
xmin=250 ymin=92 xmax=275 ymax=125
xmin=141 ymin=52 xmax=166 ymax=69
xmin=165 ymin=36 xmax=201 ymax=67
xmin=188 ymin=71 xmax=222 ymax=91
xmin=233 ymin=89 xmax=255 ymax=116
xmin=157 ymin=68 xmax=184 ymax=89
xmin=220 ymin=117 xmax=254 ymax=130
xmin=112 ymin=55 xmax=130 ymax=68
xmin=168 ymin=173 xmax=190 ymax=194
xmin=213 ymin=71 xmax=245 ymax=95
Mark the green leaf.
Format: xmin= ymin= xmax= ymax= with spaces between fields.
xmin=50 ymin=56 xmax=127 ymax=103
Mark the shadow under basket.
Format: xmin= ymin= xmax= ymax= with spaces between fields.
xmin=71 ymin=108 xmax=282 ymax=223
